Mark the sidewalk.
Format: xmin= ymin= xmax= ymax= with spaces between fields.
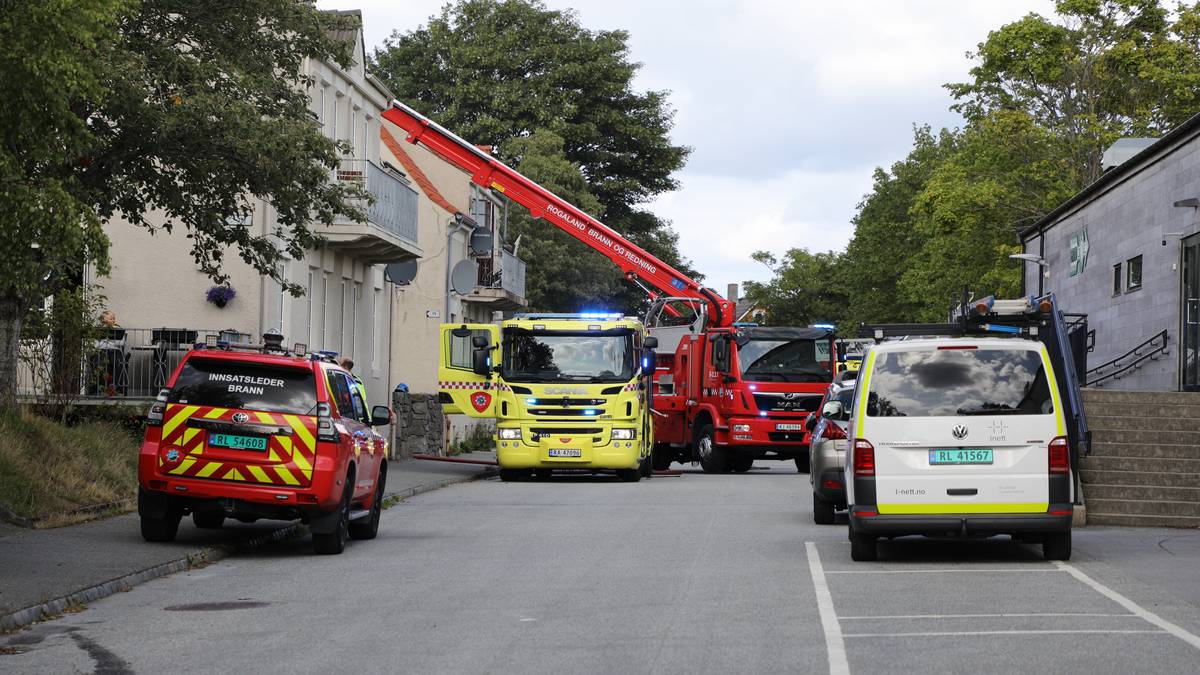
xmin=0 ymin=451 xmax=496 ymax=630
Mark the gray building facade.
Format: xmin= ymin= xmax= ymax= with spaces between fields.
xmin=1021 ymin=114 xmax=1200 ymax=391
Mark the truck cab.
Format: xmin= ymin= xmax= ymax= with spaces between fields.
xmin=438 ymin=314 xmax=655 ymax=482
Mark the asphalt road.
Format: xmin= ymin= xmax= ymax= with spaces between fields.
xmin=5 ymin=463 xmax=1200 ymax=674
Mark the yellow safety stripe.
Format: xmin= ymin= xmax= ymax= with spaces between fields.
xmin=224 ymin=468 xmax=246 ymax=482
xmin=283 ymin=415 xmax=316 ymax=457
xmin=878 ymin=502 xmax=1049 ymax=515
xmin=279 ymin=435 xmax=312 ymax=472
xmin=275 ymin=466 xmax=301 ymax=485
xmin=181 ymin=427 xmax=202 ymax=455
xmin=169 ymin=458 xmax=197 ymax=475
xmin=196 ymin=461 xmax=222 ymax=478
xmin=204 ymin=407 xmax=227 ymax=419
xmin=855 ymin=349 xmax=877 ymax=438
xmin=255 ymin=411 xmax=275 ymax=424
xmin=162 ymin=405 xmax=199 ymax=439
xmin=1040 ymin=347 xmax=1067 ymax=437
xmin=246 ymin=465 xmax=271 ymax=483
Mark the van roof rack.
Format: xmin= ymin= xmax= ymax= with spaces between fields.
xmin=858 ymin=292 xmax=1053 ymax=342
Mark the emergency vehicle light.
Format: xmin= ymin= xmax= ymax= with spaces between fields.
xmin=294 ymin=343 xmax=307 ymax=356
xmin=812 ymin=323 xmax=836 ymax=330
xmin=525 ymin=398 xmax=539 ymax=405
xmin=582 ymin=409 xmax=599 ymax=416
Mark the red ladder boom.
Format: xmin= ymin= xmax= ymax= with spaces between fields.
xmin=381 ymin=101 xmax=734 ymax=327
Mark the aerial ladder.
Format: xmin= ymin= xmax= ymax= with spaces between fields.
xmin=383 ymin=101 xmax=835 ymax=473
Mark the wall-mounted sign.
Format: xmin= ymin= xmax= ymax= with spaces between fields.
xmin=426 ymin=310 xmax=441 ymax=318
xmin=1068 ymin=228 xmax=1089 ymax=277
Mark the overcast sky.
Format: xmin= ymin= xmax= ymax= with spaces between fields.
xmin=317 ymin=0 xmax=1053 ymax=293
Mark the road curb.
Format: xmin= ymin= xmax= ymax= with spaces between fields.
xmin=0 ymin=468 xmax=495 ymax=633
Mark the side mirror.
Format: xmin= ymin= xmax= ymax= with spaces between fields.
xmin=471 ymin=335 xmax=489 ymax=349
xmin=451 ymin=325 xmax=472 ymax=338
xmin=804 ymin=413 xmax=819 ymax=432
xmin=472 ymin=347 xmax=491 ymax=377
xmin=823 ymin=400 xmax=844 ymax=417
xmin=370 ymin=405 xmax=392 ymax=426
xmin=643 ymin=336 xmax=659 ymax=349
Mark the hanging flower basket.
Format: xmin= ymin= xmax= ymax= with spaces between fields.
xmin=205 ymin=285 xmax=237 ymax=308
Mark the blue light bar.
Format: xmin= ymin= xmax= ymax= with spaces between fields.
xmin=759 ymin=411 xmax=768 ymax=417
xmin=525 ymin=397 xmax=539 ymax=405
xmin=812 ymin=323 xmax=836 ymax=330
xmin=981 ymin=323 xmax=1020 ymax=334
xmin=582 ymin=409 xmax=599 ymax=416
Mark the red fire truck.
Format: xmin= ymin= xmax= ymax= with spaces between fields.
xmin=382 ymin=102 xmax=835 ymax=472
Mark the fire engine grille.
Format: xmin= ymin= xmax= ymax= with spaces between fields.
xmin=752 ymin=393 xmax=821 ymax=413
xmin=768 ymin=431 xmax=806 ymax=443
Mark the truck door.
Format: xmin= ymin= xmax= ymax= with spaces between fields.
xmin=438 ymin=324 xmax=500 ymax=417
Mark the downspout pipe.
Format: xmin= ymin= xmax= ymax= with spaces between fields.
xmin=444 ymin=212 xmax=474 ymax=322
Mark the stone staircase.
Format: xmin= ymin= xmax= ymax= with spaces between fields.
xmin=1081 ymin=389 xmax=1200 ymax=528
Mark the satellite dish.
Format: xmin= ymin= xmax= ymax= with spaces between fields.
xmin=450 ymin=259 xmax=478 ymax=295
xmin=384 ymin=259 xmax=418 ymax=285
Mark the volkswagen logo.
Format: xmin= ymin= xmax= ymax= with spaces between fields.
xmin=232 ymin=412 xmax=250 ymax=423
xmin=952 ymin=425 xmax=968 ymax=440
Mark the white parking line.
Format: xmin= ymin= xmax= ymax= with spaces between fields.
xmin=1054 ymin=561 xmax=1200 ymax=651
xmin=824 ymin=568 xmax=1063 ymax=574
xmin=840 ymin=613 xmax=1136 ymax=620
xmin=845 ymin=630 xmax=1166 ymax=638
xmin=806 ymin=542 xmax=850 ymax=675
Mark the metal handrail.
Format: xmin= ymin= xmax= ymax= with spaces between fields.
xmin=1085 ymin=329 xmax=1170 ymax=387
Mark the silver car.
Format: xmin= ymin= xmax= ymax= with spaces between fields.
xmin=808 ymin=381 xmax=855 ymax=524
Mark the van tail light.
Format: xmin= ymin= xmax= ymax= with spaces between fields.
xmin=316 ymin=402 xmax=340 ymax=442
xmin=1048 ymin=436 xmax=1070 ymax=475
xmin=853 ymin=439 xmax=875 ymax=477
xmin=146 ymin=389 xmax=169 ymax=426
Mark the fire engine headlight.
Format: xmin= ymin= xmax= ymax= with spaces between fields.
xmin=732 ymin=424 xmax=751 ymax=433
xmin=611 ymin=428 xmax=636 ymax=440
xmin=497 ymin=428 xmax=521 ymax=440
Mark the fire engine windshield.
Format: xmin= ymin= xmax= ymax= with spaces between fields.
xmin=501 ymin=329 xmax=636 ymax=383
xmin=167 ymin=359 xmax=317 ymax=415
xmin=739 ymin=339 xmax=832 ymax=383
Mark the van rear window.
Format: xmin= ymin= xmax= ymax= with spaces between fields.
xmin=867 ymin=349 xmax=1053 ymax=417
xmin=168 ymin=359 xmax=317 ymax=415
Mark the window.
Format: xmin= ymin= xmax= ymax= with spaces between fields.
xmin=867 ymin=348 xmax=1053 ymax=417
xmin=1068 ymin=228 xmax=1089 ymax=277
xmin=306 ymin=270 xmax=315 ymax=345
xmin=320 ymin=274 xmax=328 ymax=350
xmin=325 ymin=370 xmax=354 ymax=417
xmin=1126 ymin=255 xmax=1143 ymax=291
xmin=341 ymin=280 xmax=351 ymax=357
xmin=277 ymin=263 xmax=287 ymax=332
xmin=1113 ymin=263 xmax=1123 ymax=295
xmin=372 ymin=287 xmax=381 ymax=368
xmin=349 ymin=387 xmax=368 ymax=423
xmin=501 ymin=330 xmax=634 ymax=382
xmin=352 ymin=282 xmax=361 ymax=361
xmin=168 ymin=360 xmax=316 ymax=415
xmin=738 ymin=339 xmax=831 ymax=383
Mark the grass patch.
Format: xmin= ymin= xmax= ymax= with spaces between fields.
xmin=449 ymin=423 xmax=493 ymax=456
xmin=0 ymin=409 xmax=141 ymax=526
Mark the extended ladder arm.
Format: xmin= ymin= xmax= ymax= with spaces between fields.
xmin=381 ymin=101 xmax=734 ymax=327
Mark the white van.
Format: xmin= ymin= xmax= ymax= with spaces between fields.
xmin=845 ymin=336 xmax=1075 ymax=561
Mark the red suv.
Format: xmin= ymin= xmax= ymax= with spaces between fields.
xmin=138 ymin=342 xmax=390 ymax=554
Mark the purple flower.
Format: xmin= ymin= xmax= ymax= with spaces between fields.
xmin=206 ymin=285 xmax=236 ymax=307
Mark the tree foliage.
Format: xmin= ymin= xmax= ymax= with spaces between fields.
xmin=744 ymin=249 xmax=846 ymax=328
xmin=2 ymin=0 xmax=366 ymax=408
xmin=371 ymin=0 xmax=693 ymax=311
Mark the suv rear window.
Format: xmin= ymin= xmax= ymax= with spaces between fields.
xmin=167 ymin=358 xmax=317 ymax=415
xmin=867 ymin=348 xmax=1053 ymax=417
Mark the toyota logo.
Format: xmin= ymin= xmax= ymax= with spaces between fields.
xmin=232 ymin=412 xmax=250 ymax=423
xmin=952 ymin=425 xmax=968 ymax=440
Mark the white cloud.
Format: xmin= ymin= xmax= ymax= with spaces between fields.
xmin=319 ymin=0 xmax=1054 ymax=290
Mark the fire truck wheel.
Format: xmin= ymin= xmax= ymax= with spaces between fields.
xmin=794 ymin=454 xmax=810 ymax=474
xmin=499 ymin=469 xmax=529 ymax=482
xmin=533 ymin=469 xmax=553 ymax=480
xmin=312 ymin=478 xmax=352 ymax=555
xmin=652 ymin=444 xmax=675 ymax=471
xmin=192 ymin=511 xmax=225 ymax=529
xmin=617 ymin=467 xmax=642 ymax=482
xmin=730 ymin=455 xmax=754 ymax=473
xmin=349 ymin=462 xmax=386 ymax=541
xmin=639 ymin=454 xmax=653 ymax=478
xmin=695 ymin=424 xmax=728 ymax=473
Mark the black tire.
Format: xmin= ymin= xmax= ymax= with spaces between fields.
xmin=499 ymin=469 xmax=525 ymax=482
xmin=813 ymin=493 xmax=835 ymax=525
xmin=349 ymin=463 xmax=386 ymax=541
xmin=617 ymin=467 xmax=642 ymax=482
xmin=312 ymin=478 xmax=352 ymax=555
xmin=652 ymin=444 xmax=675 ymax=471
xmin=730 ymin=455 xmax=754 ymax=473
xmin=849 ymin=530 xmax=877 ymax=562
xmin=192 ymin=511 xmax=225 ymax=530
xmin=794 ymin=453 xmax=810 ymax=474
xmin=694 ymin=424 xmax=727 ymax=473
xmin=1042 ymin=530 xmax=1072 ymax=561
xmin=138 ymin=488 xmax=181 ymax=543
xmin=639 ymin=454 xmax=653 ymax=478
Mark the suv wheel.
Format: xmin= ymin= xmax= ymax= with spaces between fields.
xmin=313 ymin=478 xmax=352 ymax=555
xmin=349 ymin=463 xmax=386 ymax=541
xmin=849 ymin=529 xmax=877 ymax=562
xmin=1042 ymin=530 xmax=1072 ymax=561
xmin=695 ymin=424 xmax=727 ymax=473
xmin=813 ymin=493 xmax=835 ymax=525
xmin=192 ymin=511 xmax=225 ymax=529
xmin=794 ymin=453 xmax=810 ymax=474
xmin=138 ymin=488 xmax=182 ymax=543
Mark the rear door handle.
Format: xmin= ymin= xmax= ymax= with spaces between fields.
xmin=947 ymin=488 xmax=978 ymax=496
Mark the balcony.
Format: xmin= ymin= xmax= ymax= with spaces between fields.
xmin=468 ymin=248 xmax=527 ymax=310
xmin=322 ymin=159 xmax=422 ymax=263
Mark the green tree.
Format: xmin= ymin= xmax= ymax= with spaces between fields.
xmin=899 ymin=111 xmax=1078 ymax=319
xmin=1 ymin=1 xmax=363 ymax=410
xmin=838 ymin=126 xmax=958 ymax=330
xmin=744 ymin=249 xmax=847 ymax=328
xmin=947 ymin=0 xmax=1200 ymax=184
xmin=372 ymin=0 xmax=693 ymax=311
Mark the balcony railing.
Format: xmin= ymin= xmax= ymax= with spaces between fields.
xmin=333 ymin=159 xmax=419 ymax=252
xmin=476 ymin=248 xmax=526 ymax=300
xmin=17 ymin=327 xmax=243 ymax=401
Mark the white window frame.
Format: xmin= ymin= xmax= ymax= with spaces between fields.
xmin=320 ymin=273 xmax=329 ymax=350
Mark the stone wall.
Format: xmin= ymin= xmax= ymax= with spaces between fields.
xmin=391 ymin=391 xmax=445 ymax=459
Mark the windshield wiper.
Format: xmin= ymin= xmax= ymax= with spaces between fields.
xmin=956 ymin=407 xmax=1023 ymax=416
